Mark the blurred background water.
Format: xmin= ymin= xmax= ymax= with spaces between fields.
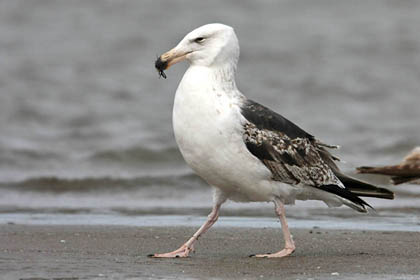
xmin=0 ymin=0 xmax=419 ymax=229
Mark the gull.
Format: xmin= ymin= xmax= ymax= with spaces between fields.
xmin=152 ymin=23 xmax=394 ymax=258
xmin=357 ymin=147 xmax=420 ymax=185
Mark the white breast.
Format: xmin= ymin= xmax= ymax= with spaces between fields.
xmin=172 ymin=66 xmax=285 ymax=202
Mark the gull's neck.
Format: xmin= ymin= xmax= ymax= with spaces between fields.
xmin=181 ymin=62 xmax=241 ymax=98
xmin=212 ymin=63 xmax=237 ymax=92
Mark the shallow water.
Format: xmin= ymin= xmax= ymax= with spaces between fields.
xmin=0 ymin=0 xmax=420 ymax=228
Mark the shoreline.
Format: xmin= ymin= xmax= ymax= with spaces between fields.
xmin=1 ymin=224 xmax=420 ymax=279
xmin=1 ymin=212 xmax=420 ymax=232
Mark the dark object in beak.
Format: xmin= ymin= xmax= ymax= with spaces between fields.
xmin=155 ymin=56 xmax=168 ymax=79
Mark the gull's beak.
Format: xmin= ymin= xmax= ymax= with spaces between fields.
xmin=155 ymin=47 xmax=190 ymax=79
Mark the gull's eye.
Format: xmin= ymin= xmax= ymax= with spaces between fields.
xmin=194 ymin=37 xmax=205 ymax=43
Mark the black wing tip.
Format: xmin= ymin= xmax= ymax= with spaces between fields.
xmin=354 ymin=199 xmax=374 ymax=213
xmin=320 ymin=184 xmax=373 ymax=212
xmin=355 ymin=190 xmax=394 ymax=200
xmin=336 ymin=172 xmax=394 ymax=200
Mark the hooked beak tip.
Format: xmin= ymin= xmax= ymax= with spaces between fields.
xmin=155 ymin=48 xmax=190 ymax=79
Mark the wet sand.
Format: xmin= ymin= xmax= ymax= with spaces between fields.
xmin=1 ymin=224 xmax=420 ymax=280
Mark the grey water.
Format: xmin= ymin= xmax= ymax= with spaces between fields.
xmin=1 ymin=0 xmax=420 ymax=229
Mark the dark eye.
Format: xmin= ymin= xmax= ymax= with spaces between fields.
xmin=194 ymin=37 xmax=205 ymax=43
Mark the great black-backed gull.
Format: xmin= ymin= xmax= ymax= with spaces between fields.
xmin=152 ymin=23 xmax=394 ymax=258
xmin=358 ymin=147 xmax=420 ymax=185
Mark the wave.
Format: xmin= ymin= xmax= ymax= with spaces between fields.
xmin=88 ymin=146 xmax=184 ymax=164
xmin=1 ymin=145 xmax=183 ymax=166
xmin=0 ymin=147 xmax=64 ymax=166
xmin=0 ymin=173 xmax=206 ymax=193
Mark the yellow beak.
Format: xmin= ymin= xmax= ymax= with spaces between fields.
xmin=155 ymin=47 xmax=190 ymax=78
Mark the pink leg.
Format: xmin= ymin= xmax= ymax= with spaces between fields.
xmin=151 ymin=196 xmax=225 ymax=258
xmin=254 ymin=199 xmax=295 ymax=258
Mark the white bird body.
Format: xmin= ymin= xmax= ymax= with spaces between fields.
xmin=152 ymin=23 xmax=394 ymax=258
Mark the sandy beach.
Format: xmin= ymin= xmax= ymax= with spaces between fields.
xmin=1 ymin=224 xmax=419 ymax=280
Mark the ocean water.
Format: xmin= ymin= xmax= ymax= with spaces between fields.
xmin=1 ymin=0 xmax=420 ymax=229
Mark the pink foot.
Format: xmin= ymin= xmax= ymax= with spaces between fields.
xmin=149 ymin=244 xmax=194 ymax=258
xmin=252 ymin=247 xmax=295 ymax=258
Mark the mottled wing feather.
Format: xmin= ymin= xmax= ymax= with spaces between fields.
xmin=240 ymin=99 xmax=379 ymax=211
xmin=243 ymin=122 xmax=343 ymax=188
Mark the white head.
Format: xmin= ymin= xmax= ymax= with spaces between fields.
xmin=155 ymin=23 xmax=239 ymax=76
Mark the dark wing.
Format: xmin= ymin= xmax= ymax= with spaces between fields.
xmin=241 ymin=99 xmax=314 ymax=140
xmin=242 ymin=99 xmax=342 ymax=187
xmin=241 ymin=99 xmax=375 ymax=211
xmin=319 ymin=149 xmax=394 ymax=199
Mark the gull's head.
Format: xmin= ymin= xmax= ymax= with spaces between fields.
xmin=155 ymin=23 xmax=239 ymax=78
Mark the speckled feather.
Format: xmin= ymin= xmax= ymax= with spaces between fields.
xmin=243 ymin=121 xmax=344 ymax=188
xmin=241 ymin=100 xmax=345 ymax=187
xmin=240 ymin=100 xmax=380 ymax=210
